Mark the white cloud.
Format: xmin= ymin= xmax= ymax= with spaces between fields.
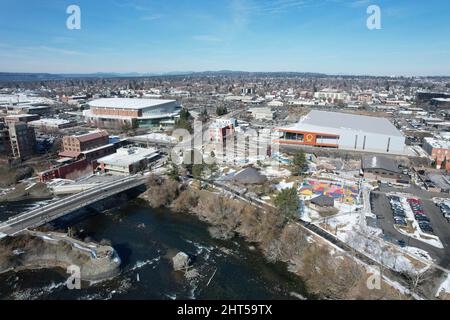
xmin=192 ymin=35 xmax=223 ymax=42
xmin=140 ymin=14 xmax=163 ymax=21
xmin=26 ymin=46 xmax=85 ymax=56
xmin=0 ymin=44 xmax=86 ymax=56
xmin=348 ymin=0 xmax=371 ymax=8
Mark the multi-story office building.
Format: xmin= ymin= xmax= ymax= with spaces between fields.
xmin=8 ymin=122 xmax=36 ymax=159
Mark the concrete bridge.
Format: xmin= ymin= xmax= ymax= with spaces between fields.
xmin=0 ymin=175 xmax=147 ymax=236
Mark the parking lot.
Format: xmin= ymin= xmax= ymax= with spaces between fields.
xmin=387 ymin=196 xmax=435 ymax=234
xmin=370 ymin=186 xmax=450 ymax=269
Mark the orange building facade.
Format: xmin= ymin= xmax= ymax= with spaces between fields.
xmin=275 ymin=128 xmax=340 ymax=148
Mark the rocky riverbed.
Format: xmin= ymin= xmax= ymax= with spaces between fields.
xmin=0 ymin=231 xmax=121 ymax=283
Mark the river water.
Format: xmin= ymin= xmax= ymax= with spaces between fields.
xmin=0 ymin=198 xmax=309 ymax=300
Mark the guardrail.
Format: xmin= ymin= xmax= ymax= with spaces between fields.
xmin=0 ymin=175 xmax=147 ymax=234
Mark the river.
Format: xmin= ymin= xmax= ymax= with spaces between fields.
xmin=0 ymin=198 xmax=309 ymax=300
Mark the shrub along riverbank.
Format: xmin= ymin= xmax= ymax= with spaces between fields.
xmin=140 ymin=175 xmax=408 ymax=300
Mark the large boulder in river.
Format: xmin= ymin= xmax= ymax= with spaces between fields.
xmin=172 ymin=252 xmax=190 ymax=271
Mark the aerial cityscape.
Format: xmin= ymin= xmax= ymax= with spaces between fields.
xmin=1 ymin=0 xmax=450 ymax=307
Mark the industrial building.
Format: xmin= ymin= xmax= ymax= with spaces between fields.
xmin=61 ymin=130 xmax=109 ymax=157
xmin=276 ymin=110 xmax=406 ymax=155
xmin=39 ymin=131 xmax=122 ymax=182
xmin=96 ymin=147 xmax=159 ymax=175
xmin=83 ymin=98 xmax=181 ymax=129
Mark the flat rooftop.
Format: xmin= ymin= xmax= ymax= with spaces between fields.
xmin=424 ymin=137 xmax=450 ymax=150
xmin=5 ymin=114 xmax=39 ymax=118
xmin=279 ymin=110 xmax=403 ymax=137
xmin=29 ymin=118 xmax=73 ymax=125
xmin=98 ymin=147 xmax=159 ymax=167
xmin=88 ymin=98 xmax=177 ymax=110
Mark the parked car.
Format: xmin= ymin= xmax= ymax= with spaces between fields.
xmin=418 ymin=221 xmax=434 ymax=233
xmin=415 ymin=214 xmax=430 ymax=222
xmin=394 ymin=217 xmax=407 ymax=226
xmin=393 ymin=211 xmax=406 ymax=218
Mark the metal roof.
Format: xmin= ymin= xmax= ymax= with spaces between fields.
xmin=88 ymin=98 xmax=176 ymax=110
xmin=280 ymin=110 xmax=403 ymax=137
xmin=232 ymin=167 xmax=267 ymax=184
xmin=311 ymin=195 xmax=334 ymax=207
xmin=361 ymin=155 xmax=400 ymax=173
xmin=75 ymin=130 xmax=108 ymax=143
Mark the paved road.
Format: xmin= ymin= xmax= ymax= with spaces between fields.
xmin=0 ymin=175 xmax=146 ymax=236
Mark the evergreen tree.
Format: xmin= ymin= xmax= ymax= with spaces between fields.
xmin=293 ymin=150 xmax=307 ymax=175
xmin=274 ymin=187 xmax=300 ymax=219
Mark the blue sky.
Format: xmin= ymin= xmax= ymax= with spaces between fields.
xmin=0 ymin=0 xmax=449 ymax=76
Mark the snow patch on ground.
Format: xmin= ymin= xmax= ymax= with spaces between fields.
xmin=403 ymin=246 xmax=433 ymax=263
xmin=260 ymin=166 xmax=291 ymax=178
xmin=274 ymin=180 xmax=295 ymax=191
xmin=436 ymin=273 xmax=450 ymax=297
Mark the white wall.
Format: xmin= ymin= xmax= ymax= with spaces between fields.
xmin=337 ymin=129 xmax=405 ymax=154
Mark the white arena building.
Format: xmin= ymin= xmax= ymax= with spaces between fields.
xmin=276 ymin=110 xmax=406 ymax=155
xmin=83 ymin=98 xmax=181 ymax=129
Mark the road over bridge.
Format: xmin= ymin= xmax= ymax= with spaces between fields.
xmin=0 ymin=175 xmax=147 ymax=236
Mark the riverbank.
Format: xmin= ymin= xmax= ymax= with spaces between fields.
xmin=140 ymin=175 xmax=410 ymax=300
xmin=0 ymin=231 xmax=121 ymax=283
xmin=0 ymin=182 xmax=53 ymax=203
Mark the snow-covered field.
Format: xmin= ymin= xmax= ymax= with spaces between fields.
xmin=436 ymin=273 xmax=450 ymax=297
xmin=300 ymin=178 xmax=433 ymax=275
xmin=274 ymin=180 xmax=295 ymax=191
xmin=260 ymin=165 xmax=291 ymax=178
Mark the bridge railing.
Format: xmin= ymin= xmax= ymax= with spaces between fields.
xmin=1 ymin=175 xmax=146 ymax=229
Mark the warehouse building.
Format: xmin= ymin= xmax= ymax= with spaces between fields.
xmin=61 ymin=130 xmax=109 ymax=157
xmin=276 ymin=110 xmax=405 ymax=155
xmin=83 ymin=98 xmax=181 ymax=129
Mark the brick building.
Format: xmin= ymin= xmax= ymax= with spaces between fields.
xmin=62 ymin=130 xmax=109 ymax=156
xmin=423 ymin=137 xmax=450 ymax=170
